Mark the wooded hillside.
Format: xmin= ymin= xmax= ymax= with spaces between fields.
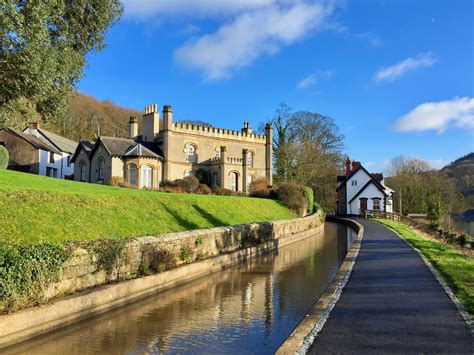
xmin=442 ymin=153 xmax=474 ymax=207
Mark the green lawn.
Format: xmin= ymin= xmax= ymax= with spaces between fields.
xmin=376 ymin=219 xmax=474 ymax=316
xmin=0 ymin=170 xmax=296 ymax=243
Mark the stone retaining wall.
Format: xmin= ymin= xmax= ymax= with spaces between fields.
xmin=46 ymin=212 xmax=324 ymax=301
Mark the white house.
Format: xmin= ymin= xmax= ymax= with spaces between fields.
xmin=23 ymin=123 xmax=78 ymax=178
xmin=337 ymin=158 xmax=395 ymax=215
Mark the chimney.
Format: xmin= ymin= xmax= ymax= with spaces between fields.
xmin=163 ymin=105 xmax=173 ymax=131
xmin=128 ymin=116 xmax=138 ymax=139
xmin=142 ymin=104 xmax=160 ymax=142
xmin=345 ymin=157 xmax=351 ymax=176
xmin=29 ymin=122 xmax=40 ymax=130
xmin=352 ymin=161 xmax=361 ymax=172
xmin=241 ymin=121 xmax=252 ymax=134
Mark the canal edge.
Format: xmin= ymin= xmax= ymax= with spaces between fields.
xmin=276 ymin=217 xmax=364 ymax=355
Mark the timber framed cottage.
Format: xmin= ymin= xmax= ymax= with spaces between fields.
xmin=72 ymin=104 xmax=273 ymax=192
xmin=337 ymin=158 xmax=395 ymax=215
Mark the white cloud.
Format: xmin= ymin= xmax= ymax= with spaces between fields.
xmin=374 ymin=52 xmax=437 ymax=83
xmin=394 ymin=97 xmax=474 ymax=133
xmin=122 ymin=0 xmax=275 ymax=18
xmin=297 ymin=70 xmax=334 ymax=89
xmin=174 ymin=1 xmax=338 ymax=80
xmin=364 ymin=161 xmax=374 ymax=169
xmin=427 ymin=159 xmax=449 ymax=170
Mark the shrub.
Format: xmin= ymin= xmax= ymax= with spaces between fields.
xmin=197 ymin=183 xmax=212 ymax=195
xmin=213 ymin=186 xmax=233 ymax=196
xmin=174 ymin=176 xmax=200 ymax=193
xmin=457 ymin=233 xmax=470 ymax=247
xmin=108 ymin=176 xmax=133 ymax=189
xmin=0 ymin=145 xmax=9 ymax=169
xmin=180 ymin=246 xmax=193 ymax=263
xmin=249 ymin=178 xmax=271 ymax=198
xmin=277 ymin=182 xmax=307 ymax=216
xmin=303 ymin=186 xmax=314 ymax=214
xmin=195 ymin=168 xmax=209 ymax=184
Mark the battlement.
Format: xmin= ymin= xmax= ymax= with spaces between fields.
xmin=172 ymin=122 xmax=267 ymax=143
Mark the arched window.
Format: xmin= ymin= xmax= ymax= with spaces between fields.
xmin=230 ymin=172 xmax=239 ymax=192
xmin=185 ymin=143 xmax=197 ymax=163
xmin=212 ymin=172 xmax=219 ymax=186
xmin=141 ymin=165 xmax=153 ymax=188
xmin=97 ymin=158 xmax=105 ymax=183
xmin=246 ymin=151 xmax=254 ymax=167
xmin=247 ymin=175 xmax=253 ymax=190
xmin=80 ymin=161 xmax=87 ymax=182
xmin=129 ymin=164 xmax=137 ymax=186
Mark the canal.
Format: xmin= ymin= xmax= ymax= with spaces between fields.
xmin=6 ymin=222 xmax=356 ymax=354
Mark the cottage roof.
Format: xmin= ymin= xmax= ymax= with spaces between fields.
xmin=70 ymin=140 xmax=95 ymax=164
xmin=337 ymin=165 xmax=387 ymax=193
xmin=348 ymin=180 xmax=389 ymax=204
xmin=2 ymin=128 xmax=61 ymax=154
xmin=91 ymin=136 xmax=163 ymax=159
xmin=35 ymin=128 xmax=78 ymax=154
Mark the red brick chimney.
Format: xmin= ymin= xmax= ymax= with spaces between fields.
xmin=346 ymin=157 xmax=351 ymax=176
xmin=352 ymin=161 xmax=361 ymax=172
xmin=29 ymin=122 xmax=40 ymax=130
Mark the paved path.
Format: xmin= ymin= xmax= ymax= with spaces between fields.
xmin=309 ymin=219 xmax=472 ymax=354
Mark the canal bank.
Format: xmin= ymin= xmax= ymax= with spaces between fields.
xmin=2 ymin=221 xmax=357 ymax=353
xmin=1 ymin=212 xmax=326 ymax=349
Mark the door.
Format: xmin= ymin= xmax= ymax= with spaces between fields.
xmin=359 ymin=198 xmax=367 ymax=214
xmin=231 ymin=172 xmax=238 ymax=192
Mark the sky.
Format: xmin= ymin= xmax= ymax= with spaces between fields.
xmin=77 ymin=0 xmax=474 ymax=173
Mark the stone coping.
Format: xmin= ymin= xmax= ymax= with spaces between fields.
xmin=276 ymin=217 xmax=364 ymax=354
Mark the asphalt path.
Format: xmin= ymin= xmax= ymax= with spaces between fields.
xmin=308 ymin=219 xmax=473 ymax=354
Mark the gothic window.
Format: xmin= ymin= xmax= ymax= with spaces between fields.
xmin=129 ymin=164 xmax=137 ymax=186
xmin=247 ymin=175 xmax=253 ymax=190
xmin=231 ymin=172 xmax=239 ymax=192
xmin=80 ymin=161 xmax=87 ymax=182
xmin=185 ymin=143 xmax=197 ymax=163
xmin=216 ymin=147 xmax=221 ymax=159
xmin=246 ymin=151 xmax=254 ymax=167
xmin=141 ymin=165 xmax=153 ymax=188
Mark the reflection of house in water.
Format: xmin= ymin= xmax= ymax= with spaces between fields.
xmin=8 ymin=224 xmax=351 ymax=354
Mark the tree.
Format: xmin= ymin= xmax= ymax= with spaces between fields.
xmin=0 ymin=0 xmax=123 ymax=130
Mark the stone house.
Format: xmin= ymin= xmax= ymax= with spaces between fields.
xmin=72 ymin=104 xmax=273 ymax=192
xmin=337 ymin=158 xmax=395 ymax=215
xmin=0 ymin=126 xmax=76 ymax=178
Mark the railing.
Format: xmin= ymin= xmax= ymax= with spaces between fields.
xmin=361 ymin=209 xmax=401 ymax=221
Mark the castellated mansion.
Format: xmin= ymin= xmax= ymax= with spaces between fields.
xmin=71 ymin=104 xmax=273 ymax=193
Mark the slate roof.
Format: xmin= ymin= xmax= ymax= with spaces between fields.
xmin=2 ymin=128 xmax=61 ymax=154
xmin=124 ymin=143 xmax=162 ymax=159
xmin=25 ymin=128 xmax=78 ymax=154
xmin=92 ymin=136 xmax=163 ymax=160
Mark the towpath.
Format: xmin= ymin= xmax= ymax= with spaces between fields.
xmin=308 ymin=219 xmax=473 ymax=354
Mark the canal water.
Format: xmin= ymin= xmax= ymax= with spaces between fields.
xmin=6 ymin=222 xmax=356 ymax=354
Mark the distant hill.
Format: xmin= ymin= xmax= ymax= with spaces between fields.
xmin=442 ymin=153 xmax=474 ymax=207
xmin=66 ymin=92 xmax=142 ymax=141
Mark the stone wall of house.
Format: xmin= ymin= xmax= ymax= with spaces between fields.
xmin=45 ymin=212 xmax=324 ymax=300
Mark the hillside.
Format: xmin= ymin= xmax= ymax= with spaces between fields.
xmin=0 ymin=170 xmax=295 ymax=243
xmin=442 ymin=153 xmax=474 ymax=207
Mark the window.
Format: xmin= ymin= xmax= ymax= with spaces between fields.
xmin=230 ymin=172 xmax=238 ymax=192
xmin=66 ymin=156 xmax=71 ymax=167
xmin=49 ymin=152 xmax=54 ymax=163
xmin=215 ymin=147 xmax=221 ymax=159
xmin=373 ymin=199 xmax=381 ymax=211
xmin=129 ymin=164 xmax=137 ymax=186
xmin=351 ymin=180 xmax=358 ymax=186
xmin=185 ymin=170 xmax=194 ymax=177
xmin=185 ymin=143 xmax=197 ymax=163
xmin=212 ymin=172 xmax=219 ymax=186
xmin=247 ymin=175 xmax=253 ymax=190
xmin=98 ymin=159 xmax=105 ymax=183
xmin=246 ymin=151 xmax=254 ymax=167
xmin=141 ymin=165 xmax=153 ymax=188
xmin=46 ymin=167 xmax=57 ymax=178
xmin=80 ymin=162 xmax=87 ymax=182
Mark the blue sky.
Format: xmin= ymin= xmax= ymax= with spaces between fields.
xmin=77 ymin=0 xmax=473 ymax=173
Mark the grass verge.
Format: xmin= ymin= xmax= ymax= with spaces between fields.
xmin=0 ymin=170 xmax=295 ymax=243
xmin=376 ymin=219 xmax=474 ymax=317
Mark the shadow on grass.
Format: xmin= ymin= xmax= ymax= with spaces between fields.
xmin=160 ymin=203 xmax=201 ymax=231
xmin=192 ymin=204 xmax=226 ymax=227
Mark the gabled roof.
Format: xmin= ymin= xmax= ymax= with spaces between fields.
xmin=2 ymin=128 xmax=61 ymax=154
xmin=337 ymin=165 xmax=387 ymax=194
xmin=348 ymin=180 xmax=388 ymax=204
xmin=90 ymin=136 xmax=163 ymax=160
xmin=124 ymin=143 xmax=162 ymax=159
xmin=70 ymin=140 xmax=95 ymax=164
xmin=37 ymin=128 xmax=78 ymax=154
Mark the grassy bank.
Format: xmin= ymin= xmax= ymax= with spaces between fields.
xmin=0 ymin=170 xmax=296 ymax=243
xmin=376 ymin=219 xmax=474 ymax=316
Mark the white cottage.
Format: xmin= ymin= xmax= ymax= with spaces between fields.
xmin=336 ymin=158 xmax=395 ymax=215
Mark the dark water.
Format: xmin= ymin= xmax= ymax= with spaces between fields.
xmin=6 ymin=222 xmax=356 ymax=354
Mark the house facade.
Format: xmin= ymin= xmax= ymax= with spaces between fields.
xmin=0 ymin=127 xmax=73 ymax=178
xmin=22 ymin=123 xmax=78 ymax=178
xmin=72 ymin=104 xmax=273 ymax=192
xmin=337 ymin=158 xmax=395 ymax=215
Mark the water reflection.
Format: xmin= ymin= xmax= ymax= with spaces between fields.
xmin=6 ymin=222 xmax=356 ymax=354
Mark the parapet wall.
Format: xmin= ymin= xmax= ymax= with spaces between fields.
xmin=0 ymin=212 xmax=324 ymax=349
xmin=172 ymin=122 xmax=267 ymax=143
xmin=46 ymin=212 xmax=324 ymax=301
